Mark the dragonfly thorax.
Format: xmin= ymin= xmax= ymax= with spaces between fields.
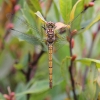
xmin=45 ymin=21 xmax=56 ymax=44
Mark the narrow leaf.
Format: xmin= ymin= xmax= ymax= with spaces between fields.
xmin=59 ymin=0 xmax=72 ymax=23
xmin=35 ymin=11 xmax=47 ymax=23
xmin=71 ymin=0 xmax=84 ymax=29
xmin=16 ymin=80 xmax=49 ymax=96
xmin=62 ymin=56 xmax=72 ymax=63
xmin=61 ymin=56 xmax=71 ymax=80
xmin=0 ymin=50 xmax=15 ymax=79
xmin=53 ymin=1 xmax=60 ymax=21
xmin=16 ymin=80 xmax=62 ymax=96
xmin=26 ymin=0 xmax=41 ymax=12
xmin=45 ymin=0 xmax=53 ymax=16
xmin=94 ymin=83 xmax=100 ymax=100
xmin=83 ymin=14 xmax=100 ymax=33
xmin=70 ymin=0 xmax=82 ymax=22
xmin=75 ymin=58 xmax=100 ymax=68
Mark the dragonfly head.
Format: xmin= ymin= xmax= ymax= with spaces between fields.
xmin=46 ymin=21 xmax=56 ymax=28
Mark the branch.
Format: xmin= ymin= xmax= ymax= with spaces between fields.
xmin=26 ymin=51 xmax=44 ymax=100
xmin=68 ymin=29 xmax=77 ymax=100
xmin=71 ymin=0 xmax=95 ymax=24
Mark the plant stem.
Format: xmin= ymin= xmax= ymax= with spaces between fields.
xmin=26 ymin=51 xmax=44 ymax=100
xmin=69 ymin=35 xmax=77 ymax=100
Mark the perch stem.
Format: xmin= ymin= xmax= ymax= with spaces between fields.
xmin=68 ymin=31 xmax=77 ymax=100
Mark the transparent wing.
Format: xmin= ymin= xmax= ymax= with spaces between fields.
xmin=11 ymin=29 xmax=42 ymax=44
xmin=53 ymin=31 xmax=69 ymax=53
xmin=7 ymin=10 xmax=49 ymax=49
xmin=7 ymin=12 xmax=69 ymax=53
xmin=7 ymin=10 xmax=69 ymax=53
xmin=10 ymin=28 xmax=48 ymax=52
xmin=7 ymin=12 xmax=43 ymax=38
xmin=11 ymin=28 xmax=69 ymax=53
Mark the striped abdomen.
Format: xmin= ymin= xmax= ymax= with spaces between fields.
xmin=48 ymin=44 xmax=53 ymax=88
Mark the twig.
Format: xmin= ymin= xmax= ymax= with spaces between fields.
xmin=26 ymin=50 xmax=44 ymax=100
xmin=71 ymin=0 xmax=96 ymax=24
xmin=26 ymin=50 xmax=44 ymax=81
xmin=68 ymin=30 xmax=77 ymax=100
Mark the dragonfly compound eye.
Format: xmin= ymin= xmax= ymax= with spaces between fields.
xmin=46 ymin=21 xmax=55 ymax=28
xmin=47 ymin=29 xmax=50 ymax=32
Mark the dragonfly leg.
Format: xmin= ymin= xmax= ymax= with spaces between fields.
xmin=42 ymin=24 xmax=46 ymax=30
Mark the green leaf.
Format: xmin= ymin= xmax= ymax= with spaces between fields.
xmin=75 ymin=58 xmax=100 ymax=68
xmin=62 ymin=56 xmax=72 ymax=63
xmin=84 ymin=6 xmax=94 ymax=21
xmin=26 ymin=0 xmax=41 ymax=12
xmin=72 ymin=0 xmax=77 ymax=6
xmin=35 ymin=11 xmax=47 ymax=23
xmin=71 ymin=0 xmax=84 ymax=29
xmin=53 ymin=1 xmax=60 ymax=21
xmin=0 ymin=50 xmax=15 ymax=79
xmin=22 ymin=5 xmax=37 ymax=29
xmin=61 ymin=56 xmax=71 ymax=81
xmin=82 ymin=14 xmax=100 ymax=33
xmin=70 ymin=0 xmax=82 ymax=22
xmin=15 ymin=54 xmax=29 ymax=70
xmin=16 ymin=80 xmax=62 ymax=96
xmin=0 ymin=93 xmax=5 ymax=100
xmin=16 ymin=80 xmax=49 ymax=96
xmin=45 ymin=0 xmax=53 ymax=16
xmin=94 ymin=81 xmax=100 ymax=100
xmin=78 ymin=92 xmax=86 ymax=100
xmin=59 ymin=0 xmax=72 ymax=23
xmin=15 ymin=83 xmax=27 ymax=100
xmin=14 ymin=63 xmax=23 ymax=70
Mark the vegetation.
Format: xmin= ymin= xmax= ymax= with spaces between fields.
xmin=0 ymin=0 xmax=100 ymax=100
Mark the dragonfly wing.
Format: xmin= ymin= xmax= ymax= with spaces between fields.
xmin=53 ymin=33 xmax=69 ymax=52
xmin=11 ymin=29 xmax=48 ymax=52
xmin=7 ymin=12 xmax=43 ymax=38
xmin=11 ymin=29 xmax=43 ymax=45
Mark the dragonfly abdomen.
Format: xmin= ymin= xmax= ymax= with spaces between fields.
xmin=48 ymin=44 xmax=53 ymax=88
xmin=45 ymin=21 xmax=56 ymax=88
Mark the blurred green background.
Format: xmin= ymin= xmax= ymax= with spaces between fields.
xmin=0 ymin=0 xmax=100 ymax=100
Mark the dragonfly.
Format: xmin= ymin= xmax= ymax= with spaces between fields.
xmin=7 ymin=11 xmax=69 ymax=88
xmin=42 ymin=21 xmax=56 ymax=88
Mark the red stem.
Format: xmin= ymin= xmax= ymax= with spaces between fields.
xmin=68 ymin=29 xmax=77 ymax=100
